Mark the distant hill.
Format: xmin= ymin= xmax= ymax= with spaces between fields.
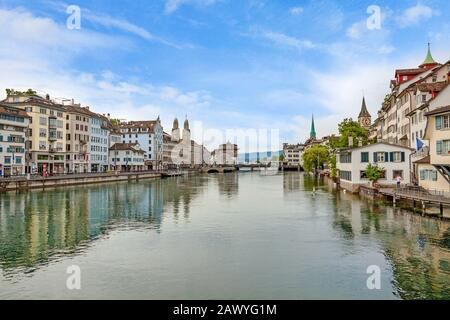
xmin=238 ymin=151 xmax=283 ymax=164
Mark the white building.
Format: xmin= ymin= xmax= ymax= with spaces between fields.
xmin=118 ymin=118 xmax=164 ymax=170
xmin=283 ymin=143 xmax=304 ymax=168
xmin=212 ymin=142 xmax=238 ymax=165
xmin=336 ymin=142 xmax=414 ymax=193
xmin=109 ymin=143 xmax=145 ymax=172
xmin=0 ymin=104 xmax=30 ymax=177
xmin=90 ymin=114 xmax=110 ymax=172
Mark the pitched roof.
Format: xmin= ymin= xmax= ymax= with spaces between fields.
xmin=414 ymin=155 xmax=430 ymax=164
xmin=358 ymin=96 xmax=371 ymax=118
xmin=66 ymin=105 xmax=96 ymax=117
xmin=118 ymin=121 xmax=158 ymax=132
xmin=417 ymin=81 xmax=447 ymax=93
xmin=338 ymin=142 xmax=414 ymax=152
xmin=395 ymin=68 xmax=426 ymax=76
xmin=424 ymin=105 xmax=450 ymax=117
xmin=0 ymin=104 xmax=30 ymax=118
xmin=109 ymin=143 xmax=145 ymax=154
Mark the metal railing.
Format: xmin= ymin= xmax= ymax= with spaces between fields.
xmin=393 ymin=187 xmax=450 ymax=201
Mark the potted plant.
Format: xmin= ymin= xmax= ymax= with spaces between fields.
xmin=365 ymin=163 xmax=384 ymax=189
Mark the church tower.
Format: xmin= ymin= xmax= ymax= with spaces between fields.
xmin=182 ymin=117 xmax=191 ymax=142
xmin=171 ymin=118 xmax=180 ymax=142
xmin=310 ymin=115 xmax=317 ymax=140
xmin=358 ymin=96 xmax=372 ymax=130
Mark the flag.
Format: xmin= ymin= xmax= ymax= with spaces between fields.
xmin=416 ymin=138 xmax=424 ymax=151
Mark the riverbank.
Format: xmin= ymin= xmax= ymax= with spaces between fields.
xmin=322 ymin=175 xmax=450 ymax=220
xmin=0 ymin=171 xmax=162 ymax=192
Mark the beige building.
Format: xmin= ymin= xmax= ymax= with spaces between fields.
xmin=109 ymin=143 xmax=145 ymax=172
xmin=373 ymin=45 xmax=441 ymax=146
xmin=65 ymin=105 xmax=92 ymax=173
xmin=283 ymin=143 xmax=304 ymax=168
xmin=3 ymin=93 xmax=67 ymax=174
xmin=417 ymin=106 xmax=450 ymax=195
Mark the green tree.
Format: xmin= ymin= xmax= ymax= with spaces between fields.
xmin=330 ymin=118 xmax=368 ymax=149
xmin=5 ymin=88 xmax=37 ymax=96
xmin=328 ymin=154 xmax=337 ymax=178
xmin=302 ymin=145 xmax=329 ymax=173
xmin=278 ymin=154 xmax=285 ymax=162
xmin=365 ymin=164 xmax=384 ymax=186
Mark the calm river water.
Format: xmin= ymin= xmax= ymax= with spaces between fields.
xmin=0 ymin=172 xmax=450 ymax=300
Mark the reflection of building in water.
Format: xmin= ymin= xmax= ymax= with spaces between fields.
xmin=283 ymin=172 xmax=302 ymax=193
xmin=0 ymin=177 xmax=209 ymax=273
xmin=216 ymin=173 xmax=239 ymax=198
xmin=333 ymin=192 xmax=450 ymax=299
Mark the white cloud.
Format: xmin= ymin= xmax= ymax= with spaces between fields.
xmin=164 ymin=0 xmax=218 ymax=14
xmin=289 ymin=6 xmax=304 ymax=16
xmin=346 ymin=21 xmax=365 ymax=39
xmin=261 ymin=31 xmax=315 ymax=50
xmin=397 ymin=4 xmax=435 ymax=28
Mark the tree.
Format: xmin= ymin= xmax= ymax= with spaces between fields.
xmin=365 ymin=164 xmax=384 ymax=186
xmin=278 ymin=155 xmax=285 ymax=162
xmin=328 ymin=154 xmax=337 ymax=178
xmin=329 ymin=118 xmax=368 ymax=149
xmin=5 ymin=88 xmax=37 ymax=96
xmin=302 ymin=145 xmax=329 ymax=173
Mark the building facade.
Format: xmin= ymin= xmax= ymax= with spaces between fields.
xmin=337 ymin=142 xmax=413 ymax=193
xmin=66 ymin=105 xmax=92 ymax=173
xmin=109 ymin=143 xmax=145 ymax=172
xmin=90 ymin=114 xmax=110 ymax=172
xmin=0 ymin=104 xmax=30 ymax=176
xmin=3 ymin=94 xmax=67 ymax=174
xmin=283 ymin=143 xmax=304 ymax=168
xmin=118 ymin=118 xmax=163 ymax=170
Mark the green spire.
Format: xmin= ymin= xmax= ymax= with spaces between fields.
xmin=310 ymin=115 xmax=316 ymax=140
xmin=421 ymin=43 xmax=436 ymax=66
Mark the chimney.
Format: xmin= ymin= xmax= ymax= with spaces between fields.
xmin=85 ymin=106 xmax=90 ymax=110
xmin=358 ymin=137 xmax=363 ymax=147
xmin=45 ymin=94 xmax=50 ymax=100
xmin=348 ymin=136 xmax=354 ymax=148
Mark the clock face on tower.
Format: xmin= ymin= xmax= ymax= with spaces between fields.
xmin=361 ymin=118 xmax=370 ymax=127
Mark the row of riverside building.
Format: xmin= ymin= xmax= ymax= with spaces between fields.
xmin=336 ymin=44 xmax=450 ymax=194
xmin=0 ymin=90 xmax=238 ymax=177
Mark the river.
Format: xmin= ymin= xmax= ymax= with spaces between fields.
xmin=0 ymin=172 xmax=449 ymax=299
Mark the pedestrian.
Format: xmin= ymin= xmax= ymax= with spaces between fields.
xmin=396 ymin=175 xmax=401 ymax=189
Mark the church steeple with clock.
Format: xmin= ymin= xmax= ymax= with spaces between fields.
xmin=358 ymin=96 xmax=371 ymax=130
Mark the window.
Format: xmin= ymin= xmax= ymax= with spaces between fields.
xmin=375 ymin=152 xmax=387 ymax=163
xmin=39 ymin=117 xmax=47 ymax=126
xmin=360 ymin=171 xmax=368 ymax=179
xmin=437 ymin=140 xmax=450 ymax=155
xmin=339 ymin=153 xmax=351 ymax=163
xmin=392 ymin=152 xmax=402 ymax=163
xmin=339 ymin=171 xmax=352 ymax=181
xmin=420 ymin=170 xmax=438 ymax=181
xmin=393 ymin=170 xmax=403 ymax=179
xmin=361 ymin=152 xmax=369 ymax=163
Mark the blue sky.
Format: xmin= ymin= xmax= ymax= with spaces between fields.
xmin=0 ymin=0 xmax=449 ymax=150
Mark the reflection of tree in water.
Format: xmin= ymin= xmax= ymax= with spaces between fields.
xmin=331 ymin=193 xmax=450 ymax=299
xmin=0 ymin=176 xmax=208 ymax=274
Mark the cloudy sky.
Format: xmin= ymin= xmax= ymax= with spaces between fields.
xmin=0 ymin=0 xmax=449 ymax=150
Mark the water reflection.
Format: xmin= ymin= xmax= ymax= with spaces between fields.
xmin=329 ymin=180 xmax=450 ymax=300
xmin=0 ymin=175 xmax=208 ymax=275
xmin=0 ymin=173 xmax=449 ymax=299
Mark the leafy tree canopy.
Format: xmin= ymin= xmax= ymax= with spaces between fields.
xmin=330 ymin=118 xmax=368 ymax=149
xmin=302 ymin=145 xmax=329 ymax=172
xmin=6 ymin=88 xmax=37 ymax=96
